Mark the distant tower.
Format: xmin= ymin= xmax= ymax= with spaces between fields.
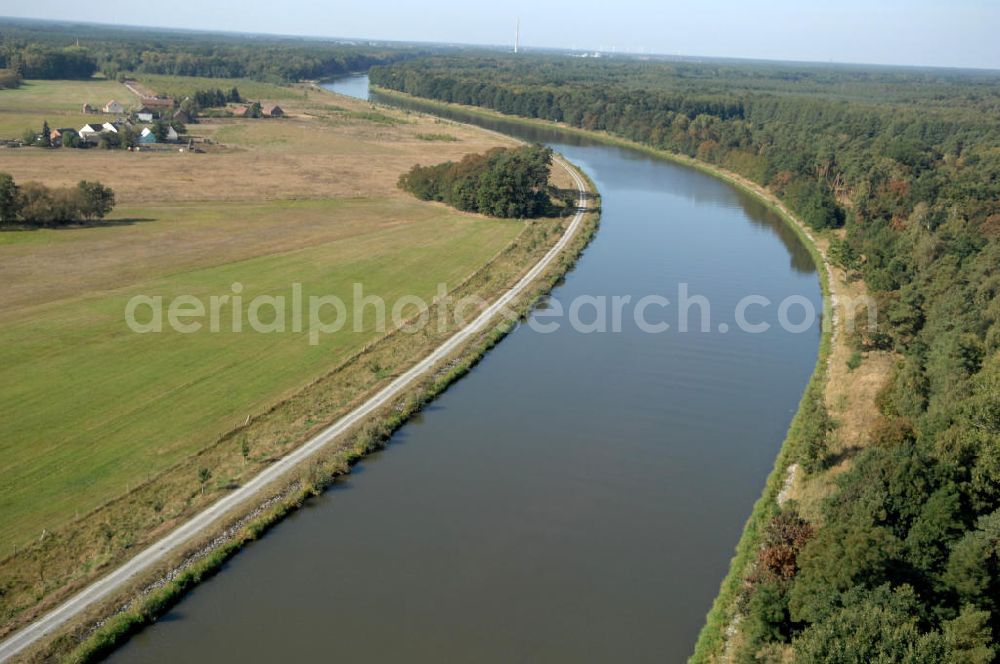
xmin=514 ymin=18 xmax=520 ymax=54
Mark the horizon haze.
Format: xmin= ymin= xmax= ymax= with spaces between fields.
xmin=2 ymin=0 xmax=999 ymax=71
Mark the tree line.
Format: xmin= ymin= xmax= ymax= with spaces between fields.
xmin=0 ymin=20 xmax=415 ymax=83
xmin=399 ymin=145 xmax=561 ymax=218
xmin=0 ymin=44 xmax=97 ymax=79
xmin=190 ymin=87 xmax=242 ymax=108
xmin=0 ymin=173 xmax=115 ymax=225
xmin=373 ymin=54 xmax=1000 ymax=660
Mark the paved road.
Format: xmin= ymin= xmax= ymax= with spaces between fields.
xmin=0 ymin=159 xmax=589 ymax=662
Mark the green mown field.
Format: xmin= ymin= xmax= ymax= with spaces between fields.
xmin=0 ymin=198 xmax=519 ymax=551
xmin=0 ymin=78 xmax=131 ymax=138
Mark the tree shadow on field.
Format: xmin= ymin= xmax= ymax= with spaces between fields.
xmin=549 ymin=186 xmax=601 ymax=217
xmin=551 ymin=186 xmax=599 ymax=202
xmin=0 ymin=217 xmax=156 ymax=232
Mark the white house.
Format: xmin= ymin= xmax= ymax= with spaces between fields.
xmin=140 ymin=126 xmax=179 ymax=143
xmin=78 ymin=123 xmax=105 ymax=140
xmin=78 ymin=123 xmax=101 ymax=136
xmin=137 ymin=110 xmax=154 ymax=123
xmin=79 ymin=122 xmax=119 ymax=143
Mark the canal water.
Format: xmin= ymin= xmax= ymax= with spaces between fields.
xmin=109 ymin=75 xmax=822 ymax=663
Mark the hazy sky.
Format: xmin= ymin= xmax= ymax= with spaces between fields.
xmin=3 ymin=0 xmax=998 ymax=69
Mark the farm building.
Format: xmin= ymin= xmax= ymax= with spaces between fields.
xmin=103 ymin=100 xmax=125 ymax=114
xmin=141 ymin=97 xmax=175 ymax=111
xmin=79 ymin=123 xmax=108 ymax=141
xmin=265 ymin=105 xmax=284 ymax=118
xmin=78 ymin=123 xmax=102 ymax=138
xmin=140 ymin=126 xmax=180 ymax=144
xmin=78 ymin=122 xmax=120 ymax=143
xmin=49 ymin=128 xmax=78 ymax=147
xmin=136 ymin=107 xmax=157 ymax=122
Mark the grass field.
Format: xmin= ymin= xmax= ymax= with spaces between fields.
xmin=0 ymin=198 xmax=518 ymax=551
xmin=0 ymin=79 xmax=524 ymax=204
xmin=0 ymin=76 xmax=589 ymax=645
xmin=134 ymin=74 xmax=306 ymax=102
xmin=0 ymin=78 xmax=528 ymax=554
xmin=0 ymin=75 xmax=302 ymax=139
xmin=0 ymin=78 xmax=134 ymax=137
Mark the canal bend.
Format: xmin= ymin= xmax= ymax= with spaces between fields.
xmin=109 ymin=76 xmax=823 ymax=664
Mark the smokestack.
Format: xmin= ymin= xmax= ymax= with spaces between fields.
xmin=515 ymin=18 xmax=520 ymax=54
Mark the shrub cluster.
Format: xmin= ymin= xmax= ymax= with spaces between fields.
xmin=399 ymin=144 xmax=558 ymax=218
xmin=191 ymin=87 xmax=241 ymax=109
xmin=0 ymin=173 xmax=115 ymax=225
xmin=0 ymin=67 xmax=19 ymax=89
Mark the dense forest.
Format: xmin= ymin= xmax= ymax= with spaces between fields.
xmin=399 ymin=145 xmax=565 ymax=218
xmin=373 ymin=56 xmax=1000 ymax=661
xmin=0 ymin=44 xmax=96 ymax=79
xmin=0 ymin=19 xmax=414 ymax=82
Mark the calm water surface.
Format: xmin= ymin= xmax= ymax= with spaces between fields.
xmin=109 ymin=75 xmax=822 ymax=663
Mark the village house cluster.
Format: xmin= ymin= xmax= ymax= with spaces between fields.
xmin=53 ymin=97 xmax=186 ymax=147
xmin=47 ymin=96 xmax=284 ymax=148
